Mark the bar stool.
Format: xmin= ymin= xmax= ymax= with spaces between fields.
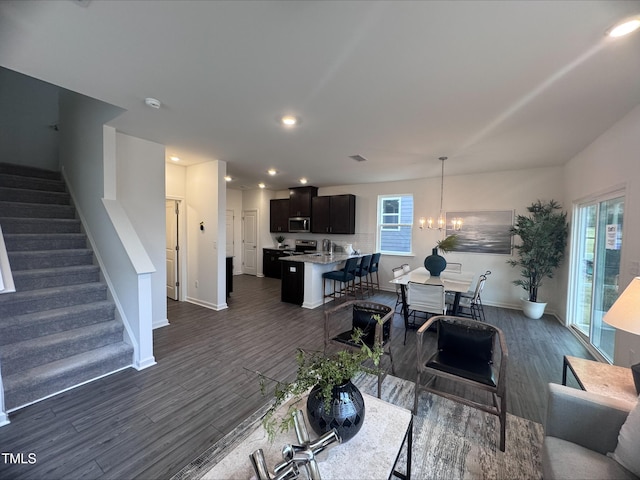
xmin=365 ymin=253 xmax=381 ymax=293
xmin=322 ymin=257 xmax=358 ymax=302
xmin=353 ymin=254 xmax=372 ymax=298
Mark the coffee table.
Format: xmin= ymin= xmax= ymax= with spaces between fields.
xmin=202 ymin=392 xmax=412 ymax=479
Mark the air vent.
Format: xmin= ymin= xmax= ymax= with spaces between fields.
xmin=349 ymin=154 xmax=368 ymax=162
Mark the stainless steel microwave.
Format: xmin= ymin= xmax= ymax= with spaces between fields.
xmin=289 ymin=217 xmax=310 ymax=233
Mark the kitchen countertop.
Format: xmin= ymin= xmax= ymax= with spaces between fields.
xmin=279 ymin=252 xmax=364 ymax=265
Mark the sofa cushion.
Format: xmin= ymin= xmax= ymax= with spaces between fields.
xmin=543 ymin=436 xmax=637 ymax=480
xmin=610 ymin=398 xmax=640 ymax=477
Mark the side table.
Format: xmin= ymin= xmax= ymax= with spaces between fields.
xmin=562 ymin=355 xmax=638 ymax=405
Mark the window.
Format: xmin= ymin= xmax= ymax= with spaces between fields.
xmin=378 ymin=194 xmax=414 ymax=254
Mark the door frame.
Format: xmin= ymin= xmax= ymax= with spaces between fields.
xmin=166 ymin=196 xmax=187 ymax=302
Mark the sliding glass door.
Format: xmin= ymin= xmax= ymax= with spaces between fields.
xmin=570 ymin=194 xmax=624 ymax=362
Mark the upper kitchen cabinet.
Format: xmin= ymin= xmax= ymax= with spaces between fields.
xmin=270 ymin=198 xmax=290 ymax=233
xmin=311 ymin=194 xmax=356 ymax=234
xmin=289 ymin=186 xmax=318 ymax=217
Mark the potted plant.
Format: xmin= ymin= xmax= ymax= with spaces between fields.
xmin=259 ymin=322 xmax=383 ymax=443
xmin=424 ymin=234 xmax=459 ymax=276
xmin=275 ymin=235 xmax=286 ymax=248
xmin=507 ymin=200 xmax=568 ymax=319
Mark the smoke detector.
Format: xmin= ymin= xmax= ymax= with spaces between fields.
xmin=144 ymin=97 xmax=161 ymax=109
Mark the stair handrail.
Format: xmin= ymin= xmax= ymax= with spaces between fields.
xmin=0 ymin=225 xmax=16 ymax=294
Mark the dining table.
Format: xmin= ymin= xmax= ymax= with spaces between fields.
xmin=389 ymin=266 xmax=477 ymax=337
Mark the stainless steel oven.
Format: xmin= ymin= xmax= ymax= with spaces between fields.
xmin=288 ymin=217 xmax=310 ymax=233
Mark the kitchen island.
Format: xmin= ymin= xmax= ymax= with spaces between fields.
xmin=280 ymin=252 xmax=365 ymax=309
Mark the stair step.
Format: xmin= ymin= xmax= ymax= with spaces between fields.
xmin=0 ymin=321 xmax=125 ymax=376
xmin=0 ymin=301 xmax=115 ymax=345
xmin=3 ymin=342 xmax=133 ymax=411
xmin=4 ymin=233 xmax=87 ymax=251
xmin=0 ymin=217 xmax=81 ymax=234
xmin=0 ymin=282 xmax=108 ymax=317
xmin=0 ymin=163 xmax=62 ymax=181
xmin=0 ymin=186 xmax=71 ymax=205
xmin=0 ymin=200 xmax=75 ymax=219
xmin=12 ymin=265 xmax=100 ymax=291
xmin=0 ymin=173 xmax=66 ymax=192
xmin=7 ymin=248 xmax=93 ymax=270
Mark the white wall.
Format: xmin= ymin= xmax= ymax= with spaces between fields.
xmin=116 ymin=133 xmax=167 ymax=329
xmin=0 ymin=67 xmax=59 ymax=170
xmin=227 ymin=188 xmax=243 ymax=275
xmin=185 ymin=161 xmax=227 ymax=309
xmin=563 ymin=103 xmax=640 ymax=367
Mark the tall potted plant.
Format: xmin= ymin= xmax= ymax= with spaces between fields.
xmin=507 ymin=200 xmax=568 ymax=319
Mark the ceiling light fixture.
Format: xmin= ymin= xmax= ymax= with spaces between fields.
xmin=258 ymin=182 xmax=266 ymax=189
xmin=607 ymin=17 xmax=640 ymax=37
xmin=268 ymin=168 xmax=277 ymax=176
xmin=281 ymin=115 xmax=300 ymax=127
xmin=299 ymin=178 xmax=308 ymax=185
xmin=169 ymin=156 xmax=180 ymax=162
xmin=224 ymin=175 xmax=232 ymax=182
xmin=418 ymin=156 xmax=463 ymax=231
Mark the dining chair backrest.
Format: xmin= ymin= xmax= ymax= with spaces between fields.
xmin=471 ymin=275 xmax=488 ymax=303
xmin=341 ymin=257 xmax=359 ymax=279
xmin=407 ymin=282 xmax=446 ymax=314
xmin=393 ymin=266 xmax=404 ymax=279
xmin=402 ymin=263 xmax=411 ymax=274
xmin=444 ymin=262 xmax=462 ymax=273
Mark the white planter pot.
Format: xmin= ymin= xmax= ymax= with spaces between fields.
xmin=521 ymin=298 xmax=547 ymax=319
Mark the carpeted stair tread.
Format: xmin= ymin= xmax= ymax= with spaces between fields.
xmin=7 ymin=248 xmax=93 ymax=270
xmin=0 ymin=301 xmax=115 ymax=345
xmin=0 ymin=282 xmax=108 ymax=317
xmin=0 ymin=200 xmax=75 ymax=219
xmin=0 ymin=217 xmax=81 ymax=234
xmin=3 ymin=232 xmax=87 ymax=251
xmin=12 ymin=264 xmax=100 ymax=291
xmin=0 ymin=162 xmax=62 ymax=181
xmin=0 ymin=174 xmax=66 ymax=192
xmin=0 ymin=321 xmax=125 ymax=376
xmin=3 ymin=342 xmax=133 ymax=411
xmin=0 ymin=186 xmax=70 ymax=205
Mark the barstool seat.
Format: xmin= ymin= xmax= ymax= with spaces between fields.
xmin=322 ymin=257 xmax=358 ymax=301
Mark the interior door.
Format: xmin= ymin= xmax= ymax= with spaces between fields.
xmin=165 ymin=200 xmax=179 ymax=300
xmin=243 ymin=209 xmax=258 ymax=276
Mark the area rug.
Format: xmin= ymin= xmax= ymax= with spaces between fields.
xmin=172 ymin=374 xmax=543 ymax=480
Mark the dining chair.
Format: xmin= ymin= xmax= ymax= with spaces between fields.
xmin=401 ymin=263 xmax=411 ymax=274
xmin=414 ymin=315 xmax=508 ymax=451
xmin=392 ymin=266 xmax=405 ymax=312
xmin=405 ymin=282 xmax=446 ymax=343
xmin=443 ymin=262 xmax=462 ymax=273
xmin=455 ymin=271 xmax=490 ymax=321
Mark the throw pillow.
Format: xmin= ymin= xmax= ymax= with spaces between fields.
xmin=610 ymin=396 xmax=640 ymax=477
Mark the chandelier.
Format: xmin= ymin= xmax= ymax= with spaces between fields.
xmin=419 ymin=156 xmax=463 ymax=231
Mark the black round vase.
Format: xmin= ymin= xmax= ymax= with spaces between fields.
xmin=306 ymin=380 xmax=365 ymax=443
xmin=424 ymin=247 xmax=447 ymax=276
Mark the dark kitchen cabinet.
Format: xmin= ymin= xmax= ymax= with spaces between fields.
xmin=270 ymin=198 xmax=290 ymax=233
xmin=288 ymin=186 xmax=318 ymax=217
xmin=311 ymin=194 xmax=356 ymax=234
xmin=263 ymin=248 xmax=286 ymax=279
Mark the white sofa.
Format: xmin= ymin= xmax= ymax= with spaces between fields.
xmin=542 ymin=383 xmax=638 ymax=480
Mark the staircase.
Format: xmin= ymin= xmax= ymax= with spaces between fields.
xmin=0 ymin=163 xmax=133 ymax=411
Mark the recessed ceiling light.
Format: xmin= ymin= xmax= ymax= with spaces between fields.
xmin=170 ymin=156 xmax=180 ymax=162
xmin=258 ymin=182 xmax=266 ymax=189
xmin=281 ymin=115 xmax=300 ymax=127
xmin=299 ymin=178 xmax=308 ymax=184
xmin=268 ymin=168 xmax=277 ymax=176
xmin=224 ymin=175 xmax=232 ymax=182
xmin=608 ymin=17 xmax=640 ymax=37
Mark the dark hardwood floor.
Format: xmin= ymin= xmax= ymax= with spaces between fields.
xmin=0 ymin=274 xmax=591 ymax=480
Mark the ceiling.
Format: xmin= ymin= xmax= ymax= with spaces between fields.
xmin=1 ymin=0 xmax=639 ymax=190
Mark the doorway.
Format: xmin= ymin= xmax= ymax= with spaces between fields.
xmin=166 ymin=199 xmax=181 ymax=301
xmin=569 ymin=192 xmax=624 ymax=362
xmin=242 ymin=209 xmax=258 ymax=276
